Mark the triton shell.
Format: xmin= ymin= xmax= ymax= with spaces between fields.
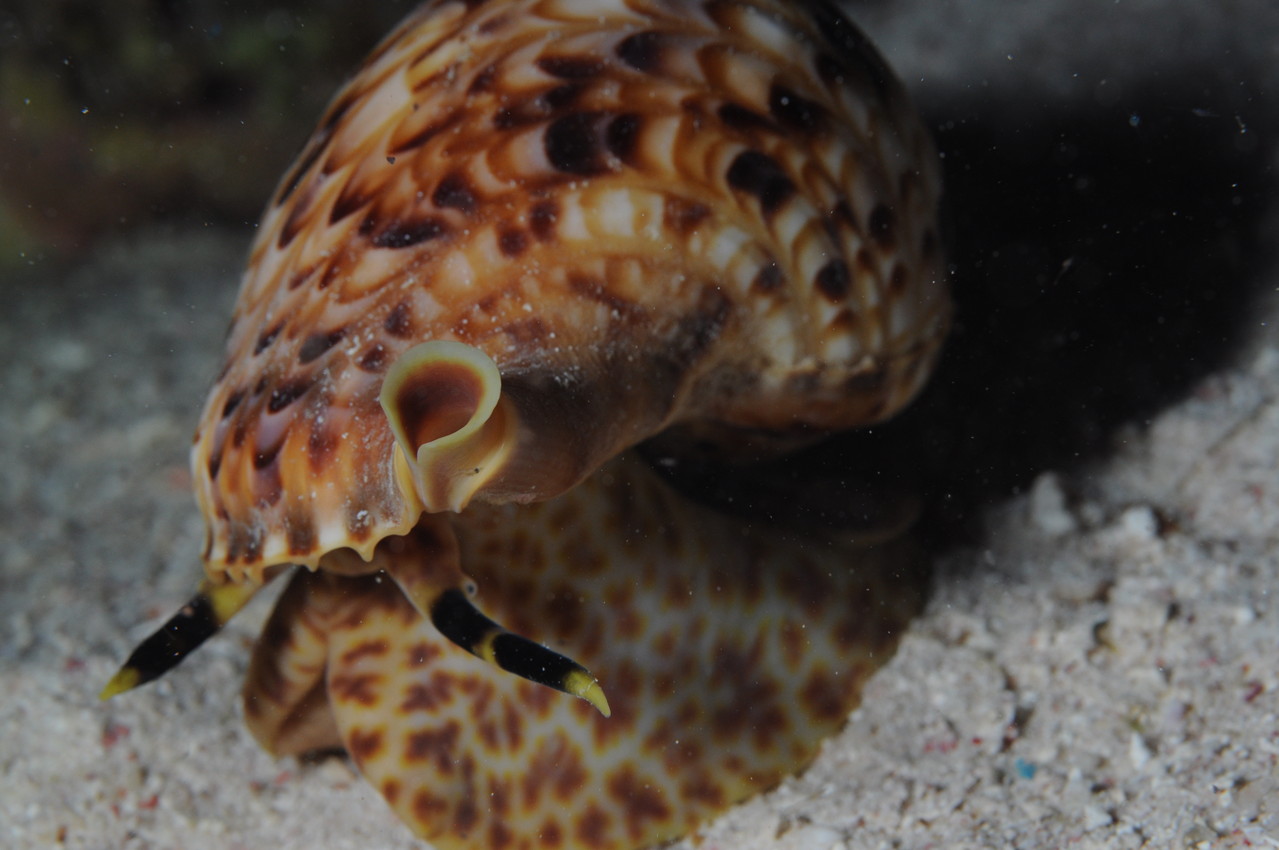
xmin=105 ymin=1 xmax=948 ymax=848
xmin=194 ymin=0 xmax=946 ymax=580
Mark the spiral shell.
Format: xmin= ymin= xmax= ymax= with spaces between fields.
xmin=106 ymin=2 xmax=947 ymax=848
xmin=194 ymin=0 xmax=947 ymax=580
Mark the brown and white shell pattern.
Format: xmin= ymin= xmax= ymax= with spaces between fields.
xmin=193 ymin=0 xmax=948 ymax=583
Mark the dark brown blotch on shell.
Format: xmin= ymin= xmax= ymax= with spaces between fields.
xmin=206 ymin=443 xmax=223 ymax=479
xmin=663 ymin=196 xmax=711 ymax=236
xmin=254 ymin=321 xmax=284 ymax=355
xmin=544 ymin=112 xmax=613 ymax=176
xmin=541 ymin=82 xmax=586 ymax=111
xmin=330 ymin=188 xmax=372 ymax=226
xmin=253 ymin=455 xmax=283 ymax=506
xmin=267 ymin=375 xmax=313 ymax=414
xmin=307 ymin=422 xmax=338 ymax=474
xmin=298 ymin=328 xmax=347 ymax=364
xmin=285 ymin=508 xmax=316 ymax=555
xmin=814 ymin=258 xmax=851 ymax=301
xmin=356 ymin=343 xmax=389 ymax=373
xmin=286 ymin=266 xmax=315 ymax=291
xmin=869 ymin=203 xmax=896 ymax=248
xmin=888 ymin=262 xmax=910 ymax=297
xmin=221 ymin=388 xmax=245 ymax=419
xmin=529 ymin=199 xmax=559 ymax=241
xmin=318 ymin=261 xmax=343 ymax=291
xmin=615 ymin=31 xmax=666 ymax=72
xmin=829 ymin=308 xmax=860 ymax=335
xmin=852 ymin=246 xmax=876 ymax=279
xmin=252 ymin=429 xmax=286 ymax=470
xmin=432 ymin=172 xmax=478 ymax=213
xmin=468 ymin=63 xmax=499 ymax=95
xmin=391 ymin=110 xmax=466 ymax=155
xmin=605 ymin=113 xmax=642 ymax=166
xmin=410 ymin=63 xmax=462 ymax=96
xmin=498 ymin=227 xmax=529 ymax=258
xmin=768 ymin=83 xmax=827 ymax=133
xmin=537 ymin=54 xmax=607 ymax=79
xmin=384 ymin=301 xmax=415 ymax=338
xmin=372 ymin=216 xmax=449 ymax=249
xmin=725 ymin=150 xmax=795 ymax=217
xmin=474 ymin=6 xmax=508 ymax=34
xmin=225 ymin=523 xmax=264 ymax=566
xmin=831 ymin=198 xmax=858 ymax=230
xmin=717 ymin=102 xmax=773 ymax=133
xmin=751 ymin=260 xmax=784 ymax=294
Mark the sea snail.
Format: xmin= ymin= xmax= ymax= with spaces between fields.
xmin=103 ymin=0 xmax=948 ymax=848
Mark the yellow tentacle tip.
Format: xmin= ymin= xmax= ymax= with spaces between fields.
xmin=566 ymin=670 xmax=611 ymax=718
xmin=99 ymin=666 xmax=141 ymax=701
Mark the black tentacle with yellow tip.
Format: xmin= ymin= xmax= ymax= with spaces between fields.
xmin=430 ymin=587 xmax=611 ymax=717
xmin=100 ymin=578 xmax=264 ymax=700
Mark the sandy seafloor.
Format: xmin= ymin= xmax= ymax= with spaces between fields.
xmin=2 ymin=1 xmax=1278 ymax=849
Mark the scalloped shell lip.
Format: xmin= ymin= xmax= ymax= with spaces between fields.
xmin=194 ymin=485 xmax=418 ymax=584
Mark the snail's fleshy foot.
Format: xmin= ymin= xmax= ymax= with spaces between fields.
xmin=100 ymin=578 xmax=261 ymax=700
xmin=430 ymin=586 xmax=611 ymax=717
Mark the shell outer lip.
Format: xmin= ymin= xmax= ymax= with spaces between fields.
xmin=379 ymin=339 xmax=514 ymax=514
